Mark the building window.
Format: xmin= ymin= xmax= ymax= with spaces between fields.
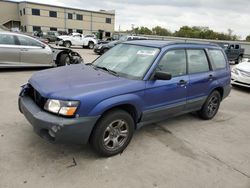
xmin=49 ymin=11 xmax=57 ymax=18
xmin=23 ymin=8 xmax=26 ymax=15
xmin=24 ymin=26 xmax=27 ymax=32
xmin=32 ymin=9 xmax=40 ymax=16
xmin=76 ymin=14 xmax=83 ymax=20
xmin=33 ymin=26 xmax=41 ymax=32
xmin=20 ymin=10 xmax=22 ymax=16
xmin=68 ymin=13 xmax=73 ymax=19
xmin=76 ymin=29 xmax=83 ymax=34
xmin=50 ymin=27 xmax=57 ymax=31
xmin=106 ymin=18 xmax=111 ymax=24
xmin=105 ymin=32 xmax=111 ymax=37
xmin=68 ymin=29 xmax=73 ymax=34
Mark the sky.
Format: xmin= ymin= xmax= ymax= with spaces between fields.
xmin=12 ymin=0 xmax=250 ymax=39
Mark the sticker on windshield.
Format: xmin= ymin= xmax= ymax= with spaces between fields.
xmin=137 ymin=50 xmax=156 ymax=56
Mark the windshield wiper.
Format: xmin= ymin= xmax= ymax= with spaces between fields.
xmin=94 ymin=65 xmax=119 ymax=77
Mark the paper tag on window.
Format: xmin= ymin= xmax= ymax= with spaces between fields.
xmin=137 ymin=50 xmax=156 ymax=56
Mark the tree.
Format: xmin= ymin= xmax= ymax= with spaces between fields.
xmin=152 ymin=26 xmax=172 ymax=36
xmin=246 ymin=35 xmax=250 ymax=42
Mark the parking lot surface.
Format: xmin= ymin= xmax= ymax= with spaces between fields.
xmin=0 ymin=48 xmax=250 ymax=188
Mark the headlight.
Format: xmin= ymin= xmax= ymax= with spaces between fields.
xmin=231 ymin=68 xmax=239 ymax=75
xmin=44 ymin=99 xmax=79 ymax=117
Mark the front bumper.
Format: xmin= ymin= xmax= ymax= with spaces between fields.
xmin=19 ymin=96 xmax=99 ymax=144
xmin=231 ymin=72 xmax=250 ymax=88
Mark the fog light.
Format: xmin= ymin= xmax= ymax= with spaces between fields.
xmin=48 ymin=130 xmax=56 ymax=138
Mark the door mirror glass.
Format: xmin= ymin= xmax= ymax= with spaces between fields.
xmin=154 ymin=71 xmax=172 ymax=80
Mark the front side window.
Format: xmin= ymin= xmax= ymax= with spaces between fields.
xmin=209 ymin=49 xmax=227 ymax=70
xmin=187 ymin=49 xmax=210 ymax=74
xmin=32 ymin=9 xmax=40 ymax=16
xmin=76 ymin=29 xmax=82 ymax=34
xmin=157 ymin=50 xmax=187 ymax=77
xmin=49 ymin=11 xmax=57 ymax=18
xmin=0 ymin=34 xmax=16 ymax=45
xmin=17 ymin=36 xmax=42 ymax=47
xmin=93 ymin=44 xmax=160 ymax=79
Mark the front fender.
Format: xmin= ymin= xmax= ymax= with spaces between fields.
xmin=88 ymin=94 xmax=144 ymax=119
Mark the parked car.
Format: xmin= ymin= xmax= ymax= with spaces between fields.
xmin=94 ymin=35 xmax=148 ymax=54
xmin=0 ymin=32 xmax=82 ymax=68
xmin=231 ymin=61 xmax=250 ymax=88
xmin=56 ymin=33 xmax=98 ymax=49
xmin=19 ymin=41 xmax=231 ymax=157
xmin=216 ymin=42 xmax=245 ymax=64
xmin=42 ymin=31 xmax=60 ymax=43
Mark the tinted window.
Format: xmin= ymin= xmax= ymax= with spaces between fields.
xmin=76 ymin=14 xmax=83 ymax=20
xmin=0 ymin=34 xmax=16 ymax=45
xmin=106 ymin=18 xmax=111 ymax=24
xmin=157 ymin=50 xmax=187 ymax=77
xmin=68 ymin=13 xmax=73 ymax=19
xmin=209 ymin=50 xmax=227 ymax=70
xmin=17 ymin=36 xmax=42 ymax=47
xmin=32 ymin=9 xmax=40 ymax=16
xmin=187 ymin=49 xmax=209 ymax=74
xmin=49 ymin=11 xmax=57 ymax=18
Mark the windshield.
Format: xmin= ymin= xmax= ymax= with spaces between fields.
xmin=93 ymin=44 xmax=160 ymax=79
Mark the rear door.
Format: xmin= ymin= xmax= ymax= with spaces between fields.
xmin=0 ymin=33 xmax=20 ymax=67
xmin=16 ymin=35 xmax=53 ymax=66
xmin=186 ymin=49 xmax=213 ymax=110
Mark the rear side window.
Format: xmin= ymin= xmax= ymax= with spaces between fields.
xmin=0 ymin=34 xmax=16 ymax=45
xmin=209 ymin=49 xmax=227 ymax=70
xmin=17 ymin=36 xmax=41 ymax=47
xmin=157 ymin=50 xmax=187 ymax=77
xmin=187 ymin=49 xmax=210 ymax=74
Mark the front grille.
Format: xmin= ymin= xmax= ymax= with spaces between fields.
xmin=27 ymin=85 xmax=46 ymax=108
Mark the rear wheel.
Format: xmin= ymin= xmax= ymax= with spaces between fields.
xmin=198 ymin=90 xmax=221 ymax=120
xmin=64 ymin=41 xmax=71 ymax=48
xmin=235 ymin=56 xmax=242 ymax=64
xmin=88 ymin=42 xmax=94 ymax=49
xmin=90 ymin=110 xmax=134 ymax=157
xmin=58 ymin=54 xmax=70 ymax=66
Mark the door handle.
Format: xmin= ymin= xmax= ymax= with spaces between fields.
xmin=178 ymin=80 xmax=187 ymax=86
xmin=208 ymin=74 xmax=214 ymax=81
xmin=21 ymin=48 xmax=28 ymax=52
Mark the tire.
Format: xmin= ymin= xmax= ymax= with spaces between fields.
xmin=58 ymin=54 xmax=70 ymax=66
xmin=198 ymin=90 xmax=221 ymax=120
xmin=235 ymin=56 xmax=242 ymax=64
xmin=88 ymin=42 xmax=94 ymax=49
xmin=64 ymin=41 xmax=71 ymax=48
xmin=103 ymin=48 xmax=109 ymax=54
xmin=90 ymin=110 xmax=135 ymax=157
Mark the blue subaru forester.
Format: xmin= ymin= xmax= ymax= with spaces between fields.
xmin=19 ymin=40 xmax=231 ymax=156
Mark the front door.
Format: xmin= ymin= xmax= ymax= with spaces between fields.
xmin=16 ymin=35 xmax=53 ymax=66
xmin=142 ymin=49 xmax=188 ymax=123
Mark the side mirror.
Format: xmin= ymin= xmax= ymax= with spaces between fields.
xmin=154 ymin=71 xmax=172 ymax=80
xmin=40 ymin=44 xmax=46 ymax=48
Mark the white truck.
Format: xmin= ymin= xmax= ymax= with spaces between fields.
xmin=56 ymin=33 xmax=98 ymax=49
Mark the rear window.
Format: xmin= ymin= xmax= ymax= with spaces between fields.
xmin=0 ymin=34 xmax=16 ymax=45
xmin=209 ymin=49 xmax=227 ymax=70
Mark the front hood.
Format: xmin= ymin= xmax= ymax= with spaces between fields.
xmin=29 ymin=64 xmax=143 ymax=100
xmin=236 ymin=62 xmax=250 ymax=72
xmin=57 ymin=35 xmax=70 ymax=40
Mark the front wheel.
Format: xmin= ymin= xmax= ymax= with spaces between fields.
xmin=58 ymin=54 xmax=70 ymax=66
xmin=198 ymin=90 xmax=221 ymax=120
xmin=90 ymin=110 xmax=134 ymax=157
xmin=64 ymin=41 xmax=71 ymax=48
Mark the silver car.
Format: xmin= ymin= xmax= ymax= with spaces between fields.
xmin=0 ymin=32 xmax=82 ymax=68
